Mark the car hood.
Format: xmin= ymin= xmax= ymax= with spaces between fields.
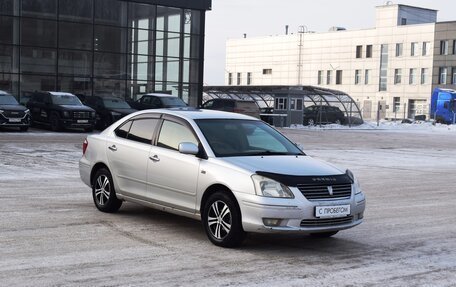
xmin=221 ymin=155 xmax=344 ymax=176
xmin=57 ymin=105 xmax=94 ymax=112
xmin=108 ymin=108 xmax=137 ymax=115
xmin=0 ymin=104 xmax=27 ymax=111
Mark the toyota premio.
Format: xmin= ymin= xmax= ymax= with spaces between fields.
xmin=79 ymin=108 xmax=366 ymax=247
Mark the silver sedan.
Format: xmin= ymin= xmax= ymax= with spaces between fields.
xmin=79 ymin=108 xmax=366 ymax=247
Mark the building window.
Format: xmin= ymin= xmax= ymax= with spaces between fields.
xmin=422 ymin=42 xmax=430 ymax=56
xmin=365 ymin=69 xmax=370 ymax=84
xmin=247 ymin=72 xmax=252 ymax=85
xmin=366 ymin=45 xmax=373 ymax=58
xmin=440 ymin=40 xmax=449 ymax=55
xmin=355 ymin=70 xmax=361 ymax=85
xmin=393 ymin=97 xmax=401 ymax=113
xmin=394 ymin=69 xmax=402 ymax=84
xmin=411 ymin=42 xmax=418 ymax=56
xmin=262 ymin=68 xmax=272 ymax=75
xmin=452 ymin=67 xmax=456 ymax=85
xmin=395 ymin=43 xmax=403 ymax=57
xmin=289 ymin=98 xmax=303 ymax=111
xmin=236 ymin=72 xmax=241 ymax=85
xmin=439 ymin=67 xmax=448 ymax=84
xmin=274 ymin=97 xmax=287 ymax=110
xmin=336 ymin=70 xmax=342 ymax=85
xmin=356 ymin=45 xmax=362 ymax=58
xmin=317 ymin=70 xmax=323 ymax=85
xmin=409 ymin=68 xmax=417 ymax=84
xmin=326 ymin=70 xmax=332 ymax=85
xmin=421 ymin=68 xmax=429 ymax=85
xmin=401 ymin=18 xmax=407 ymax=25
xmin=453 ymin=40 xmax=456 ymax=55
xmin=228 ymin=73 xmax=232 ymax=85
xmin=379 ymin=44 xmax=388 ymax=91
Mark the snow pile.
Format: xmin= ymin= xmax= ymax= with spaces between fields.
xmin=288 ymin=120 xmax=456 ymax=133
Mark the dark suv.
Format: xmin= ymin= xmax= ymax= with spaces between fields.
xmin=201 ymin=99 xmax=260 ymax=119
xmin=0 ymin=90 xmax=31 ymax=131
xmin=84 ymin=96 xmax=137 ymax=129
xmin=27 ymin=91 xmax=96 ymax=132
xmin=303 ymin=105 xmax=345 ymax=125
xmin=128 ymin=93 xmax=187 ymax=110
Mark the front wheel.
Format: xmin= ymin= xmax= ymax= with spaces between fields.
xmin=202 ymin=192 xmax=246 ymax=248
xmin=50 ymin=114 xmax=61 ymax=132
xmin=92 ymin=168 xmax=122 ymax=213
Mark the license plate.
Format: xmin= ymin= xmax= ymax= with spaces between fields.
xmin=315 ymin=205 xmax=350 ymax=218
xmin=8 ymin=118 xmax=21 ymax=123
xmin=77 ymin=120 xmax=89 ymax=123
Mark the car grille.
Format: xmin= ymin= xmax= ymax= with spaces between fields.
xmin=2 ymin=110 xmax=25 ymax=118
xmin=297 ymin=183 xmax=352 ymax=201
xmin=300 ymin=216 xmax=353 ymax=227
xmin=73 ymin=111 xmax=90 ymax=119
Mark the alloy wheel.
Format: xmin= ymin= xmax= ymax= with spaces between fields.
xmin=94 ymin=175 xmax=111 ymax=206
xmin=207 ymin=200 xmax=232 ymax=240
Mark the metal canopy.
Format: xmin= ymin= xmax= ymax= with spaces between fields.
xmin=203 ymin=85 xmax=363 ymax=125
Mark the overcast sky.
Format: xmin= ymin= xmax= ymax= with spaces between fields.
xmin=204 ymin=0 xmax=455 ymax=85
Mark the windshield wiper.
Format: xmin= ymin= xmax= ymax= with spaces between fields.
xmin=247 ymin=150 xmax=301 ymax=156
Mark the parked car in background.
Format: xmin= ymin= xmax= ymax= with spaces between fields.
xmin=27 ymin=91 xmax=96 ymax=132
xmin=201 ymin=98 xmax=260 ymax=119
xmin=0 ymin=90 xmax=31 ymax=131
xmin=303 ymin=105 xmax=345 ymax=125
xmin=128 ymin=93 xmax=187 ymax=110
xmin=79 ymin=109 xmax=365 ymax=247
xmin=84 ymin=96 xmax=137 ymax=129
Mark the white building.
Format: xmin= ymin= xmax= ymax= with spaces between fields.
xmin=225 ymin=3 xmax=456 ymax=119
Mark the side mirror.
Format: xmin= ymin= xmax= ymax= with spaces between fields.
xmin=178 ymin=142 xmax=199 ymax=155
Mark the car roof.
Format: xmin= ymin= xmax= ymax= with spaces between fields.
xmin=0 ymin=90 xmax=11 ymax=96
xmin=141 ymin=93 xmax=178 ymax=98
xmin=132 ymin=108 xmax=259 ymax=121
xmin=47 ymin=91 xmax=77 ymax=96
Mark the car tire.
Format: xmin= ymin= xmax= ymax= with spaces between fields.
xmin=307 ymin=118 xmax=315 ymax=126
xmin=334 ymin=119 xmax=342 ymax=125
xmin=92 ymin=168 xmax=122 ymax=213
xmin=20 ymin=126 xmax=29 ymax=132
xmin=309 ymin=231 xmax=338 ymax=238
xmin=50 ymin=114 xmax=61 ymax=132
xmin=202 ymin=191 xmax=246 ymax=248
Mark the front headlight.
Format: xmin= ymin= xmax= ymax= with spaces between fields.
xmin=0 ymin=109 xmax=4 ymax=114
xmin=91 ymin=112 xmax=96 ymax=118
xmin=25 ymin=109 xmax=30 ymax=114
xmin=251 ymin=174 xmax=294 ymax=198
xmin=111 ymin=111 xmax=121 ymax=116
xmin=63 ymin=111 xmax=70 ymax=118
xmin=346 ymin=169 xmax=362 ymax=194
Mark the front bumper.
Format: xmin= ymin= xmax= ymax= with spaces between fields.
xmin=0 ymin=114 xmax=31 ymax=127
xmin=235 ymin=187 xmax=366 ymax=234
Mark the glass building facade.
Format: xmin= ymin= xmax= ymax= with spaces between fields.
xmin=0 ymin=0 xmax=211 ymax=106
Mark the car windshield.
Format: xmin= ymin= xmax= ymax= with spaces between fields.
xmin=51 ymin=94 xmax=83 ymax=105
xmin=196 ymin=119 xmax=304 ymax=157
xmin=103 ymin=98 xmax=131 ymax=109
xmin=161 ymin=97 xmax=187 ymax=107
xmin=0 ymin=94 xmax=19 ymax=105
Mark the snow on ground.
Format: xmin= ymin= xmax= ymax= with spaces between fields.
xmin=288 ymin=120 xmax=456 ymax=133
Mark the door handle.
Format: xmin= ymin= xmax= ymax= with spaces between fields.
xmin=108 ymin=145 xmax=117 ymax=151
xmin=149 ymin=155 xmax=160 ymax=162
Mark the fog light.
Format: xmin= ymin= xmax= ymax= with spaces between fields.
xmin=263 ymin=218 xmax=282 ymax=227
xmin=358 ymin=212 xmax=364 ymax=220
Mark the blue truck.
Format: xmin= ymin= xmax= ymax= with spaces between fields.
xmin=430 ymin=88 xmax=456 ymax=124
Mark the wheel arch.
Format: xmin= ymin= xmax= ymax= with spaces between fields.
xmin=200 ymin=184 xmax=239 ymax=215
xmin=90 ymin=162 xmax=110 ymax=187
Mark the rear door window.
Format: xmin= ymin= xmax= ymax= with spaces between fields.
xmin=127 ymin=119 xmax=159 ymax=144
xmin=115 ymin=121 xmax=132 ymax=139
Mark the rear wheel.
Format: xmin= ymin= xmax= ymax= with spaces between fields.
xmin=92 ymin=168 xmax=122 ymax=213
xmin=306 ymin=118 xmax=315 ymax=126
xmin=310 ymin=231 xmax=338 ymax=238
xmin=202 ymin=192 xmax=246 ymax=247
